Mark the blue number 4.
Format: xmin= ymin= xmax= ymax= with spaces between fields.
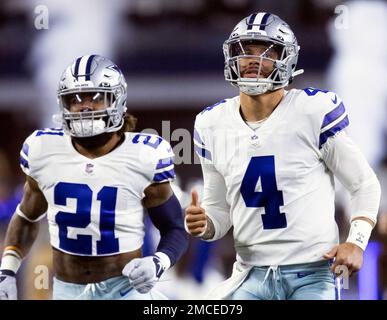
xmin=241 ymin=156 xmax=287 ymax=230
xmin=55 ymin=182 xmax=119 ymax=255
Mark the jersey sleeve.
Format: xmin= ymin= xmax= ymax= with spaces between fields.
xmin=194 ymin=115 xmax=232 ymax=241
xmin=321 ymin=131 xmax=381 ymax=224
xmin=151 ymin=137 xmax=176 ymax=184
xmin=193 ymin=98 xmax=228 ymax=165
xmin=200 ymin=160 xmax=232 ymax=241
xmin=315 ymin=90 xmax=349 ymax=149
xmin=193 ymin=119 xmax=213 ymax=165
xmin=19 ymin=130 xmax=41 ymax=179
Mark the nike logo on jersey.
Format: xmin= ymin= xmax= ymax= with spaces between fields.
xmin=331 ymin=95 xmax=337 ymax=104
xmin=297 ymin=272 xmax=315 ymax=278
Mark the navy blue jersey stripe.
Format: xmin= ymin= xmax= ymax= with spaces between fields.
xmin=85 ymin=55 xmax=96 ymax=81
xmin=194 ymin=145 xmax=212 ymax=161
xmin=22 ymin=143 xmax=29 ymax=157
xmin=153 ymin=169 xmax=175 ymax=182
xmin=321 ymin=102 xmax=346 ymax=129
xmin=200 ymin=99 xmax=226 ymax=115
xmin=259 ymin=13 xmax=271 ymax=30
xmin=156 ymin=158 xmax=173 ymax=170
xmin=319 ymin=115 xmax=349 ymax=148
xmin=36 ymin=131 xmax=64 ymax=137
xmin=193 ymin=129 xmax=204 ymax=145
xmin=20 ymin=155 xmax=29 ymax=169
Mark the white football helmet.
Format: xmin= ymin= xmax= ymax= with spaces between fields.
xmin=223 ymin=12 xmax=304 ymax=95
xmin=55 ymin=55 xmax=127 ymax=137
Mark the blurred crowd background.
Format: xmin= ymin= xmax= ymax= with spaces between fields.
xmin=0 ymin=0 xmax=386 ymax=300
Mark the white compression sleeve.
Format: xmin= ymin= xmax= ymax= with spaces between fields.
xmin=200 ymin=161 xmax=232 ymax=241
xmin=321 ymin=131 xmax=381 ymax=224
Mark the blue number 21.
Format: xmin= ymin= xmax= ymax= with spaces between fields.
xmin=241 ymin=156 xmax=287 ymax=229
xmin=54 ymin=182 xmax=119 ymax=255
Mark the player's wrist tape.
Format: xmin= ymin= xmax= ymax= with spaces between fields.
xmin=1 ymin=247 xmax=23 ymax=274
xmin=151 ymin=252 xmax=171 ymax=279
xmin=154 ymin=251 xmax=171 ymax=271
xmin=346 ymin=219 xmax=373 ymax=251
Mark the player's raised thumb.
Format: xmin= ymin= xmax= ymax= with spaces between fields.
xmin=191 ymin=189 xmax=200 ymax=207
xmin=323 ymin=245 xmax=338 ymax=259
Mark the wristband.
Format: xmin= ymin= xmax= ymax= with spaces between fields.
xmin=154 ymin=251 xmax=171 ymax=271
xmin=346 ymin=219 xmax=373 ymax=251
xmin=0 ymin=248 xmax=22 ymax=274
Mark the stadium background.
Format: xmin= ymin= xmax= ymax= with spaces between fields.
xmin=0 ymin=0 xmax=386 ymax=300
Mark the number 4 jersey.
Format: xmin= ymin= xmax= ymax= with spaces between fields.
xmin=19 ymin=130 xmax=175 ymax=256
xmin=194 ymin=88 xmax=379 ymax=267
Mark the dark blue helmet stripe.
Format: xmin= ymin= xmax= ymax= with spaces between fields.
xmin=73 ymin=57 xmax=82 ymax=80
xmin=259 ymin=13 xmax=271 ymax=30
xmin=85 ymin=54 xmax=96 ymax=81
xmin=246 ymin=13 xmax=258 ymax=30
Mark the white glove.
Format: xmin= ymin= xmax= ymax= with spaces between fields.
xmin=0 ymin=270 xmax=17 ymax=300
xmin=122 ymin=255 xmax=166 ymax=294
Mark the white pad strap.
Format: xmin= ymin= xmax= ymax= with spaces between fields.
xmin=346 ymin=219 xmax=373 ymax=251
xmin=16 ymin=204 xmax=46 ymax=223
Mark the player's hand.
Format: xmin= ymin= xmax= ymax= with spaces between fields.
xmin=323 ymin=242 xmax=364 ymax=276
xmin=185 ymin=190 xmax=207 ymax=237
xmin=122 ymin=256 xmax=165 ymax=294
xmin=0 ymin=270 xmax=17 ymax=300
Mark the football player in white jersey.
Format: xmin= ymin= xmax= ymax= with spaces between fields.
xmin=185 ymin=13 xmax=381 ymax=299
xmin=0 ymin=55 xmax=188 ymax=300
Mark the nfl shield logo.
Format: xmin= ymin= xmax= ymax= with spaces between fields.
xmin=85 ymin=163 xmax=94 ymax=174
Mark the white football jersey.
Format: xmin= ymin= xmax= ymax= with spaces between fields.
xmin=19 ymin=129 xmax=175 ymax=256
xmin=194 ymin=88 xmax=351 ymax=266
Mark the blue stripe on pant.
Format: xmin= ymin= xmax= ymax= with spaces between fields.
xmin=229 ymin=260 xmax=337 ymax=300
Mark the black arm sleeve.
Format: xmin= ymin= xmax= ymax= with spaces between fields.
xmin=147 ymin=194 xmax=189 ymax=266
